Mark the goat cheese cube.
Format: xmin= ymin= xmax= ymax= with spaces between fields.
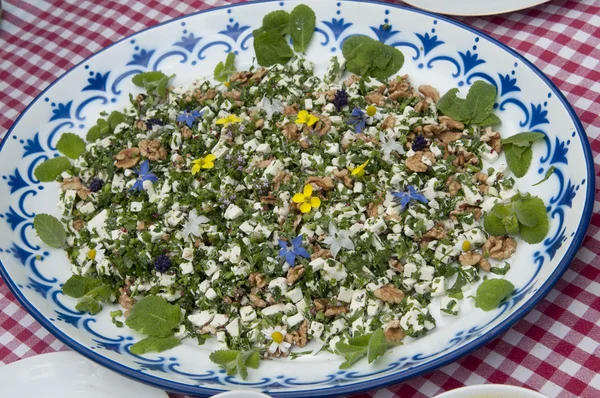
xmin=205 ymin=288 xmax=218 ymax=300
xmin=349 ymin=289 xmax=367 ymax=313
xmin=262 ymin=304 xmax=286 ymax=316
xmin=285 ymin=287 xmax=304 ymax=303
xmin=431 ymin=277 xmax=446 ymax=297
xmin=198 ymin=279 xmax=211 ymax=293
xmin=210 ymin=314 xmax=229 ymax=328
xmin=268 ymin=277 xmax=288 ymax=295
xmin=337 ymin=287 xmax=354 ymax=303
xmin=287 ymin=312 xmax=305 ymax=328
xmin=180 ymin=262 xmax=194 ymax=275
xmin=441 ymin=297 xmax=460 ymax=316
xmin=188 ymin=310 xmax=215 ymax=327
xmin=240 ymin=306 xmax=256 ymax=323
xmin=225 ymin=318 xmax=240 ymax=337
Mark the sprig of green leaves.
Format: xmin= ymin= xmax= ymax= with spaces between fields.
xmin=214 ymin=53 xmax=237 ymax=82
xmin=209 ymin=349 xmax=260 ymax=379
xmin=335 ymin=329 xmax=391 ymax=369
xmin=252 ymin=5 xmax=315 ymax=66
xmin=474 ymin=278 xmax=515 ymax=311
xmin=131 ymin=71 xmax=173 ymax=99
xmin=62 ymin=275 xmax=113 ymax=315
xmin=130 ymin=336 xmax=181 ymax=355
xmin=86 ymin=111 xmax=126 ymax=142
xmin=437 ymin=80 xmax=501 ymax=126
xmin=483 ymin=193 xmax=549 ymax=244
xmin=341 ymin=36 xmax=404 ymax=81
xmin=501 ymin=132 xmax=545 ymax=178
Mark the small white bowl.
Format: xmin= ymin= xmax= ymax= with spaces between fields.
xmin=434 ymin=384 xmax=548 ymax=398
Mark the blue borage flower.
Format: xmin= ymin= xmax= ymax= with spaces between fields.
xmin=176 ymin=109 xmax=204 ymax=127
xmin=89 ymin=178 xmax=104 ymax=193
xmin=392 ymin=185 xmax=428 ymax=210
xmin=278 ymin=235 xmax=310 ymax=267
xmin=347 ymin=106 xmax=367 ymax=133
xmin=154 ymin=254 xmax=171 ymax=273
xmin=131 ymin=160 xmax=158 ymax=191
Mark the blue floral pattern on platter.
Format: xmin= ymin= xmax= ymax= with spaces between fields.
xmin=0 ymin=1 xmax=593 ymax=396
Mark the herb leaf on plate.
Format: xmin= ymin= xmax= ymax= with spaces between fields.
xmin=56 ymin=133 xmax=86 ymax=159
xmin=33 ymin=214 xmax=67 ymax=248
xmin=289 ymin=4 xmax=316 ymax=53
xmin=130 ymin=336 xmax=181 ymax=355
xmin=474 ymin=278 xmax=515 ymax=311
xmin=125 ymin=296 xmax=181 ymax=337
xmin=342 ymin=36 xmax=404 ymax=80
xmin=62 ymin=275 xmax=103 ymax=298
xmin=214 ymin=52 xmax=237 ymax=82
xmin=33 ymin=156 xmax=71 ymax=182
xmin=437 ymin=80 xmax=500 ymax=126
xmin=254 ymin=29 xmax=294 ymax=66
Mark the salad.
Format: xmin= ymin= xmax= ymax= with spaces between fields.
xmin=32 ymin=3 xmax=550 ymax=377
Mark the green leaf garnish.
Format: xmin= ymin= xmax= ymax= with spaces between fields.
xmin=125 ymin=295 xmax=181 ymax=337
xmin=253 ymin=10 xmax=290 ymax=36
xmin=253 ymin=29 xmax=294 ymax=67
xmin=501 ymin=132 xmax=544 ymax=178
xmin=342 ymin=36 xmax=404 ymax=80
xmin=214 ymin=52 xmax=237 ymax=83
xmin=33 ymin=214 xmax=66 ymax=248
xmin=75 ymin=296 xmax=102 ymax=315
xmin=107 ymin=111 xmax=126 ymax=130
xmin=209 ymin=350 xmax=259 ymax=379
xmin=33 ymin=156 xmax=71 ymax=182
xmin=474 ymin=278 xmax=514 ymax=311
xmin=483 ymin=194 xmax=549 ymax=244
xmin=132 ymin=71 xmax=168 ymax=87
xmin=85 ymin=284 xmax=112 ymax=301
xmin=56 ymin=133 xmax=86 ymax=159
xmin=336 ymin=330 xmax=391 ymax=369
xmin=289 ymin=4 xmax=316 ymax=53
xmin=533 ymin=166 xmax=556 ymax=186
xmin=437 ymin=81 xmax=500 ymax=126
xmin=62 ymin=275 xmax=102 ymax=298
xmin=130 ymin=336 xmax=181 ymax=355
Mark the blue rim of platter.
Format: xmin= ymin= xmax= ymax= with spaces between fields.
xmin=0 ymin=0 xmax=594 ymax=396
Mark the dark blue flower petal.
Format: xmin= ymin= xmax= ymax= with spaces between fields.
xmin=401 ymin=195 xmax=411 ymax=209
xmin=285 ymin=251 xmax=296 ymax=267
xmin=278 ymin=239 xmax=288 ymax=250
xmin=139 ymin=160 xmax=150 ymax=175
xmin=294 ymin=247 xmax=310 ymax=259
xmin=291 ymin=235 xmax=303 ymax=248
xmin=279 ymin=247 xmax=288 ymax=258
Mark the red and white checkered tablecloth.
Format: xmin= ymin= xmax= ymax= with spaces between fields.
xmin=1 ymin=0 xmax=599 ymax=397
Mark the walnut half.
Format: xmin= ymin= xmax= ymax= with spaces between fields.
xmin=374 ymin=284 xmax=405 ymax=304
xmin=114 ymin=148 xmax=141 ymax=169
xmin=483 ymin=236 xmax=517 ymax=260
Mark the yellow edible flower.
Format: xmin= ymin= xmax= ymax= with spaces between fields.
xmin=271 ymin=331 xmax=284 ymax=343
xmin=191 ymin=154 xmax=216 ymax=174
xmin=223 ymin=81 xmax=231 ymax=88
xmin=462 ymin=240 xmax=471 ymax=251
xmin=350 ymin=160 xmax=370 ymax=177
xmin=87 ymin=249 xmax=97 ymax=260
xmin=366 ymin=105 xmax=377 ymax=117
xmin=216 ymin=114 xmax=242 ymax=125
xmin=295 ymin=110 xmax=319 ymax=127
xmin=292 ymin=184 xmax=321 ymax=213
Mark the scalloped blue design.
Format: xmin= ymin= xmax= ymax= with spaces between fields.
xmin=0 ymin=1 xmax=594 ymax=397
xmin=49 ymin=101 xmax=72 ymax=122
xmin=415 ymin=32 xmax=444 ymax=56
xmin=175 ymin=33 xmax=202 ymax=52
xmin=23 ymin=133 xmax=45 ymax=157
xmin=7 ymin=169 xmax=29 ymax=193
xmin=83 ymin=72 xmax=110 ymax=91
xmin=322 ymin=18 xmax=352 ymax=41
xmin=127 ymin=49 xmax=155 ymax=67
xmin=370 ymin=24 xmax=399 ymax=44
xmin=219 ymin=22 xmax=250 ymax=42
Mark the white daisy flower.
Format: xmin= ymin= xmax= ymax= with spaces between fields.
xmin=379 ymin=132 xmax=405 ymax=161
xmin=87 ymin=243 xmax=105 ymax=263
xmin=263 ymin=326 xmax=291 ymax=354
xmin=322 ymin=222 xmax=355 ymax=259
xmin=182 ymin=209 xmax=210 ymax=239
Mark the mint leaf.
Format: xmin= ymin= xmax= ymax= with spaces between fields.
xmin=245 ymin=351 xmax=260 ymax=369
xmin=33 ymin=214 xmax=66 ymax=248
xmin=367 ymin=329 xmax=387 ymax=363
xmin=260 ymin=10 xmax=290 ymax=35
xmin=342 ymin=36 xmax=404 ymax=80
xmin=132 ymin=71 xmax=168 ymax=87
xmin=438 ymin=81 xmax=500 ymax=126
xmin=56 ymin=133 xmax=86 ymax=159
xmin=214 ymin=53 xmax=236 ymax=83
xmin=34 ymin=157 xmax=71 ymax=182
xmin=107 ymin=111 xmax=126 ymax=130
xmin=129 ymin=336 xmax=181 ymax=355
xmin=474 ymin=278 xmax=514 ymax=311
xmin=483 ymin=213 xmax=506 ymax=236
xmin=86 ymin=118 xmax=111 ymax=142
xmin=339 ymin=350 xmax=367 ymax=369
xmin=348 ymin=333 xmax=372 ymax=347
xmin=125 ymin=296 xmax=181 ymax=337
xmin=237 ymin=350 xmax=259 ymax=379
xmin=209 ymin=350 xmax=240 ymax=365
xmin=75 ymin=296 xmax=102 ymax=315
xmin=289 ymin=4 xmax=316 ymax=53
xmin=516 ymin=196 xmax=549 ymax=244
xmin=253 ymin=30 xmax=294 ymax=67
xmin=533 ymin=166 xmax=556 ymax=186
xmin=62 ymin=275 xmax=102 ymax=298
xmin=504 ymin=143 xmax=532 ymax=178
xmin=519 ymin=218 xmax=549 ymax=244
xmin=86 ymin=284 xmax=112 ymax=301
xmin=501 ymin=132 xmax=545 ymax=146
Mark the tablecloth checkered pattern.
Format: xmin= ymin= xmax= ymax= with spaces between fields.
xmin=1 ymin=0 xmax=599 ymax=397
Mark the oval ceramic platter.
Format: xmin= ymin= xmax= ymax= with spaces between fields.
xmin=0 ymin=0 xmax=593 ymax=396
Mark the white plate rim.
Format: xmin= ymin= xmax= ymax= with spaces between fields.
xmin=0 ymin=0 xmax=594 ymax=396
